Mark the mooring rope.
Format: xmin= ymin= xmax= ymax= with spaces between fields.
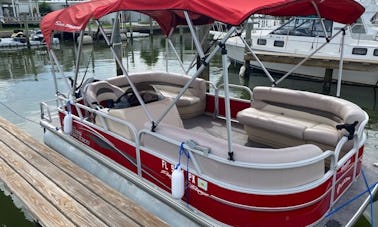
xmin=326 ymin=169 xmax=377 ymax=227
xmin=0 ymin=100 xmax=40 ymax=125
xmin=361 ymin=169 xmax=375 ymax=227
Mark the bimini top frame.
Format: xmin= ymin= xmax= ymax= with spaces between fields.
xmin=40 ymin=0 xmax=365 ymax=158
xmin=237 ymin=20 xmax=349 ymax=97
xmin=41 ymin=0 xmax=364 ymax=48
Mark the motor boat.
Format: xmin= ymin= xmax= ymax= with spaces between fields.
xmin=39 ymin=0 xmax=374 ymax=226
xmin=225 ymin=0 xmax=378 ymax=86
xmin=0 ymin=30 xmax=59 ymax=50
xmin=30 ymin=30 xmax=60 ymax=45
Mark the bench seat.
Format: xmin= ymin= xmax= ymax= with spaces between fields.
xmin=237 ymin=87 xmax=366 ymax=150
xmin=106 ymin=72 xmax=207 ymax=119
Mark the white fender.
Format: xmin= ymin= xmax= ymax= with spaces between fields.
xmin=171 ymin=165 xmax=185 ymax=199
xmin=63 ymin=112 xmax=73 ymax=134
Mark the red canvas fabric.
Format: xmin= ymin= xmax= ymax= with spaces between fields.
xmin=41 ymin=0 xmax=364 ymax=47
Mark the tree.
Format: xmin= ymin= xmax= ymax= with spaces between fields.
xmin=39 ymin=2 xmax=52 ymax=16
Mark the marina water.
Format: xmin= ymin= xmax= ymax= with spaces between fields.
xmin=0 ymin=34 xmax=377 ymax=225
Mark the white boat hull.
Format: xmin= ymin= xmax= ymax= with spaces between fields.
xmin=226 ymin=42 xmax=378 ymax=86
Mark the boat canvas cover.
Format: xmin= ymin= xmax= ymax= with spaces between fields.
xmin=41 ymin=0 xmax=364 ymax=47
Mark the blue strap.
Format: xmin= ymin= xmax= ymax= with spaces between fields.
xmin=361 ymin=169 xmax=374 ymax=227
xmin=326 ymin=178 xmax=378 ymax=220
xmin=66 ymin=100 xmax=72 ymax=114
xmin=175 ymin=142 xmax=191 ymax=205
xmin=176 ymin=142 xmax=190 ymax=169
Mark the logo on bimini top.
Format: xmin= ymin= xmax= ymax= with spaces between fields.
xmin=55 ymin=21 xmax=81 ymax=30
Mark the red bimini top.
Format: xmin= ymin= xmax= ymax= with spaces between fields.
xmin=41 ymin=0 xmax=364 ymax=48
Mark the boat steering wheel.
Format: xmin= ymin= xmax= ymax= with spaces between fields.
xmin=114 ymin=88 xmax=138 ymax=108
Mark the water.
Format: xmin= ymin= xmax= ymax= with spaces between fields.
xmin=0 ymin=34 xmax=377 ymax=224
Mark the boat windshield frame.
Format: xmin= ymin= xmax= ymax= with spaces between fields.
xmin=270 ymin=16 xmax=333 ymax=38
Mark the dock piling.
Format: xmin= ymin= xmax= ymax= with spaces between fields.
xmin=322 ymin=68 xmax=333 ymax=94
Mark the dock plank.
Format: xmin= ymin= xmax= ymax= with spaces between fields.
xmin=0 ymin=152 xmax=75 ymax=227
xmin=0 ymin=117 xmax=168 ymax=226
xmin=0 ymin=127 xmax=140 ymax=226
xmin=0 ymin=116 xmax=167 ymax=226
xmin=0 ymin=141 xmax=108 ymax=226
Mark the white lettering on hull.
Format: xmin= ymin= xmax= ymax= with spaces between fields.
xmin=161 ymin=160 xmax=209 ymax=194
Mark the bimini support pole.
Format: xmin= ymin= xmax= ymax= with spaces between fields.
xmin=311 ymin=1 xmax=330 ymax=41
xmin=275 ymin=27 xmax=346 ymax=85
xmin=154 ymin=27 xmax=237 ymax=127
xmin=47 ymin=48 xmax=59 ymax=97
xmin=49 ymin=48 xmax=73 ymax=99
xmin=95 ymin=20 xmax=155 ymax=124
xmin=72 ymin=30 xmax=85 ymax=98
xmin=184 ymin=11 xmax=205 ymax=60
xmin=336 ymin=28 xmax=346 ymax=97
xmin=220 ymin=43 xmax=234 ymax=161
xmin=167 ymin=38 xmax=186 ymax=73
xmin=239 ymin=36 xmax=276 ymax=85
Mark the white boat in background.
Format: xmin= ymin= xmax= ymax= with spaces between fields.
xmin=38 ymin=0 xmax=375 ymax=226
xmin=0 ymin=30 xmax=59 ymax=50
xmin=225 ymin=0 xmax=378 ymax=86
xmin=30 ymin=30 xmax=60 ymax=45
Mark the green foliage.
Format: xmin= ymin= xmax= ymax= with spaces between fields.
xmin=39 ymin=2 xmax=52 ymax=16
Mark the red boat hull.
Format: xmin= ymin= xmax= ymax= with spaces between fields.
xmin=58 ymin=95 xmax=364 ymax=226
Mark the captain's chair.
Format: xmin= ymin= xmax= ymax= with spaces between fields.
xmin=84 ymin=81 xmax=124 ymax=108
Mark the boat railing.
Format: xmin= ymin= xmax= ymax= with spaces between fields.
xmin=40 ymin=100 xmax=54 ymax=123
xmin=357 ymin=111 xmax=370 ymax=139
xmin=217 ymin=83 xmax=253 ymax=101
xmin=212 ymin=83 xmax=252 ymax=118
xmin=138 ymin=128 xmax=339 ymax=194
xmin=41 ymin=96 xmax=139 ymax=145
xmin=40 ymin=88 xmax=365 ymax=196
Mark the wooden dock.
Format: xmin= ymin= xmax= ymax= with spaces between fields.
xmin=244 ymin=51 xmax=378 ymax=71
xmin=0 ymin=116 xmax=167 ymax=226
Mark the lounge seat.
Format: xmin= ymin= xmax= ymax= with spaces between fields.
xmin=106 ymin=72 xmax=207 ymax=119
xmin=237 ymin=86 xmax=366 ymax=150
xmin=84 ymin=79 xmax=184 ymax=141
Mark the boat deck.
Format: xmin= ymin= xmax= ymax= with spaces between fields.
xmin=184 ymin=114 xmax=378 ymax=226
xmin=183 ymin=114 xmax=269 ymax=148
xmin=0 ymin=116 xmax=167 ymax=226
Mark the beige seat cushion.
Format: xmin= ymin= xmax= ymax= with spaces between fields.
xmin=96 ymin=98 xmax=183 ymax=141
xmin=237 ymin=86 xmax=366 ymax=149
xmin=304 ymin=124 xmax=341 ymax=147
xmin=106 ymin=72 xmax=207 ymax=119
xmin=142 ymin=123 xmax=324 ymax=189
xmin=237 ymin=107 xmax=317 ymax=140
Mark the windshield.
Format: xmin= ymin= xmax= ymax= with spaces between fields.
xmin=271 ymin=17 xmax=333 ymax=37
